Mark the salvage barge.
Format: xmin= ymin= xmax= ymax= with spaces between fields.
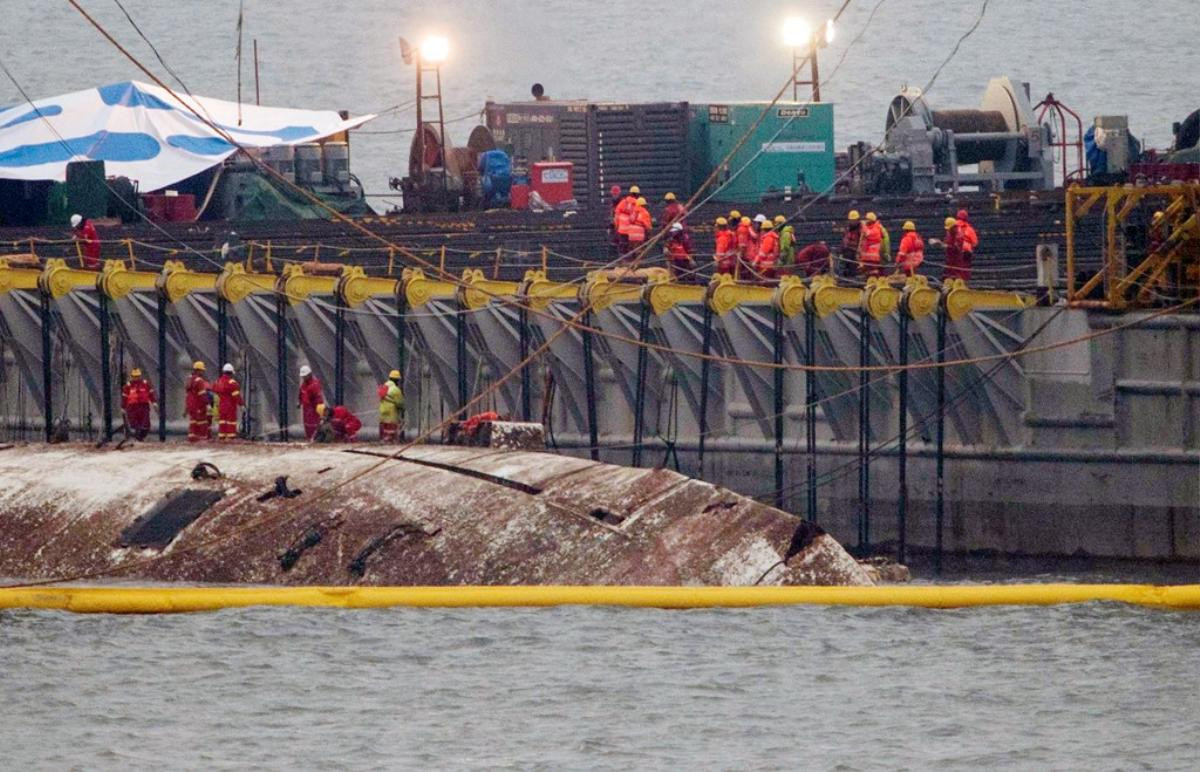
xmin=0 ymin=443 xmax=874 ymax=586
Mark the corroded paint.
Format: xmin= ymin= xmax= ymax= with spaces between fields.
xmin=0 ymin=444 xmax=873 ymax=587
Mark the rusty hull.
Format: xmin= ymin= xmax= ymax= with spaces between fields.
xmin=0 ymin=444 xmax=873 ymax=586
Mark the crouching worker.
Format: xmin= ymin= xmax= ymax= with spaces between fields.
xmin=315 ymin=403 xmax=362 ymax=442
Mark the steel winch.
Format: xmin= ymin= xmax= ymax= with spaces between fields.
xmin=858 ymin=76 xmax=1056 ymax=194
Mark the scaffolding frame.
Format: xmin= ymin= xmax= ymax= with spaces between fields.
xmin=1065 ymin=183 xmax=1200 ymax=309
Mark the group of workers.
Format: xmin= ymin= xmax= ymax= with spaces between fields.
xmin=838 ymin=208 xmax=978 ymax=281
xmin=609 ymin=186 xmax=980 ymax=283
xmin=118 ymin=362 xmax=406 ymax=444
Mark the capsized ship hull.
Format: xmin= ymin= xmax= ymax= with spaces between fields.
xmin=0 ymin=443 xmax=874 ymax=587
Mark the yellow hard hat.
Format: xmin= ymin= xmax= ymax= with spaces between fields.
xmin=866 ymin=212 xmax=878 ymax=222
xmin=715 ymin=216 xmax=728 ymax=226
xmin=664 ymin=192 xmax=676 ymax=201
xmin=761 ymin=221 xmax=774 ymax=230
xmin=130 ymin=368 xmax=142 ymax=378
xmin=730 ymin=209 xmax=741 ymax=220
xmin=944 ymin=217 xmax=957 ymax=228
xmin=902 ymin=220 xmax=916 ymax=231
xmin=848 ymin=210 xmax=860 ymax=221
xmin=740 ymin=216 xmax=751 ymax=225
xmin=192 ymin=361 xmax=206 ymax=371
xmin=1152 ymin=210 xmax=1165 ymax=222
xmin=773 ymin=215 xmax=786 ymax=225
xmin=316 ymin=403 xmax=327 ymax=417
xmin=388 ymin=369 xmax=401 ymax=380
xmin=629 ymin=185 xmax=641 ymax=194
xmin=636 ymin=197 xmax=647 ymax=206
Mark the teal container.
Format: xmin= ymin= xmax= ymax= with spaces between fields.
xmin=689 ymin=102 xmax=835 ymax=203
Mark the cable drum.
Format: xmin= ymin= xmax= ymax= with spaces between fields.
xmin=930 ymin=109 xmax=1010 ymax=164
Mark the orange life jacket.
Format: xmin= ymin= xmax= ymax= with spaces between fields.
xmin=756 ymin=230 xmax=780 ymax=268
xmin=858 ymin=222 xmax=883 ymax=263
xmin=897 ymin=231 xmax=924 ymax=272
xmin=957 ymin=218 xmax=978 ymax=252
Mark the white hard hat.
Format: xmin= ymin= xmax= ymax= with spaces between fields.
xmin=670 ymin=222 xmax=683 ymax=232
xmin=70 ymin=214 xmax=83 ymax=228
xmin=299 ymin=365 xmax=312 ymax=377
xmin=222 ymin=363 xmax=234 ymax=373
xmin=753 ymin=214 xmax=767 ymax=224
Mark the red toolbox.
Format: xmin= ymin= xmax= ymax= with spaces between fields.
xmin=530 ymin=161 xmax=573 ymax=206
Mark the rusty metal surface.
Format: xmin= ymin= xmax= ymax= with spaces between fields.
xmin=0 ymin=443 xmax=872 ymax=587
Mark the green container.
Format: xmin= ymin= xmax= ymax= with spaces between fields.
xmin=65 ymin=160 xmax=108 ymax=219
xmin=689 ymin=102 xmax=835 ymax=203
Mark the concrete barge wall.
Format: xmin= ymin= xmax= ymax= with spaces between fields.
xmin=0 ymin=259 xmax=1196 ymax=560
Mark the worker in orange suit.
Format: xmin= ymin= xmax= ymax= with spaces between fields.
xmin=713 ymin=216 xmax=737 ymax=275
xmin=754 ymin=220 xmax=780 ymax=279
xmin=184 ymin=361 xmax=212 ymax=443
xmin=211 ymin=362 xmax=244 ymax=441
xmin=857 ymin=211 xmax=883 ymax=277
xmin=120 ymin=367 xmax=156 ymax=441
xmin=625 ymin=196 xmax=652 ymax=255
xmin=661 ymin=192 xmax=686 ymax=227
xmin=614 ymin=184 xmax=641 ymax=255
xmin=297 ymin=364 xmax=325 ymax=440
xmin=895 ymin=221 xmax=925 ymax=276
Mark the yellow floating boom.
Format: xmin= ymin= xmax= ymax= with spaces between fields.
xmin=1 ymin=584 xmax=1199 ymax=614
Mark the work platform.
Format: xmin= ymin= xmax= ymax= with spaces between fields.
xmin=0 ymin=255 xmax=1197 ymax=563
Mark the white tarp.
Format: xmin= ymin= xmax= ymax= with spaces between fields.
xmin=0 ymin=80 xmax=374 ymax=191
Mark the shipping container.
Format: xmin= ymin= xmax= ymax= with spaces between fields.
xmin=484 ymin=101 xmax=690 ymax=209
xmin=688 ymin=102 xmax=836 ymax=203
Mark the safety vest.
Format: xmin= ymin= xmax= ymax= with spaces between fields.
xmin=615 ymin=196 xmax=638 ymax=235
xmin=627 ymin=206 xmax=651 ymax=243
xmin=897 ymin=232 xmax=924 ymax=271
xmin=756 ymin=231 xmax=780 ymax=268
xmin=859 ymin=222 xmax=883 ymax=263
xmin=714 ymin=229 xmax=735 ymax=259
xmin=779 ymin=226 xmax=796 ymax=265
xmin=957 ymin=219 xmax=979 ymax=252
xmin=379 ymin=380 xmax=405 ymax=422
xmin=122 ymin=379 xmax=155 ymax=408
xmin=185 ymin=375 xmax=210 ymax=417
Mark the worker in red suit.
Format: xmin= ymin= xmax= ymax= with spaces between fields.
xmin=663 ymin=222 xmax=695 ymax=278
xmin=753 ymin=220 xmax=780 ymax=279
xmin=184 ymin=361 xmax=212 ymax=443
xmin=661 ymin=192 xmax=686 ymax=228
xmin=795 ymin=241 xmax=832 ymax=277
xmin=935 ymin=217 xmax=970 ymax=281
xmin=120 ymin=367 xmax=156 ymax=441
xmin=297 ymin=364 xmax=325 ymax=440
xmin=713 ymin=216 xmax=737 ymax=275
xmin=211 ymin=362 xmax=244 ymax=441
xmin=895 ymin=221 xmax=925 ymax=276
xmin=608 ymin=185 xmax=623 ymax=255
xmin=320 ymin=404 xmax=362 ymax=442
xmin=70 ymin=213 xmax=100 ymax=269
xmin=735 ymin=216 xmax=756 ymax=277
xmin=857 ymin=212 xmax=884 ymax=277
xmin=840 ymin=210 xmax=862 ymax=278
